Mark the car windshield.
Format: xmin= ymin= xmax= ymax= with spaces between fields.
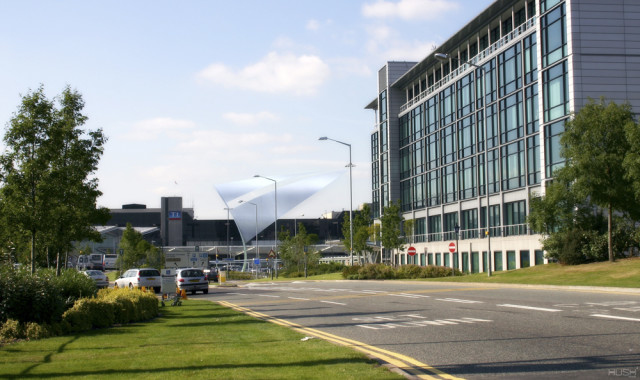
xmin=139 ymin=269 xmax=160 ymax=276
xmin=85 ymin=270 xmax=100 ymax=275
xmin=181 ymin=270 xmax=203 ymax=277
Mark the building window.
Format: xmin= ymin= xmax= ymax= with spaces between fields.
xmin=443 ymin=212 xmax=459 ymax=241
xmin=427 ymin=170 xmax=441 ymax=206
xmin=485 ymin=103 xmax=499 ymax=149
xmin=458 ymin=115 xmax=476 ymax=158
xmin=415 ymin=217 xmax=426 ymax=243
xmin=541 ymin=0 xmax=562 ymax=14
xmin=400 ymin=147 xmax=411 ymax=180
xmin=544 ymin=118 xmax=566 ymax=177
xmin=460 ymin=157 xmax=477 ymax=200
xmin=371 ymin=132 xmax=379 ymax=161
xmin=500 ymin=91 xmax=524 ymax=143
xmin=488 ymin=148 xmax=499 ymax=194
xmin=470 ymin=42 xmax=478 ymax=58
xmin=527 ymin=135 xmax=541 ymax=185
xmin=501 ymin=140 xmax=526 ymax=190
xmin=372 ymin=190 xmax=380 ymax=218
xmin=440 ymin=84 xmax=456 ymax=125
xmin=372 ymin=160 xmax=380 ymax=189
xmin=525 ymin=85 xmax=539 ymax=135
xmin=380 ymin=121 xmax=388 ymax=151
xmin=400 ymin=113 xmax=410 ymax=147
xmin=379 ymin=90 xmax=387 ymax=122
xmin=381 ymin=153 xmax=388 ymax=182
xmin=541 ymin=3 xmax=567 ymax=68
xmin=425 ymin=96 xmax=438 ymax=134
xmin=428 ymin=214 xmax=441 ymax=242
xmin=482 ymin=59 xmax=497 ymax=105
xmin=441 ymin=124 xmax=457 ymax=165
xmin=401 ymin=180 xmax=411 ymax=212
xmin=481 ymin=204 xmax=501 ymax=235
xmin=461 ymin=209 xmax=478 ymax=239
xmin=498 ymin=43 xmax=522 ymax=98
xmin=412 ymin=106 xmax=423 ymax=141
xmin=523 ymin=33 xmax=537 ymax=85
xmin=479 ymin=34 xmax=489 ymax=51
xmin=543 ymin=61 xmax=569 ymax=122
xmin=427 ymin=132 xmax=439 ymax=170
xmin=413 ymin=139 xmax=424 ymax=175
xmin=457 ymin=73 xmax=474 ymax=118
xmin=504 ymin=200 xmax=527 ymax=236
xmin=442 ymin=163 xmax=458 ymax=203
xmin=413 ymin=175 xmax=425 ymax=209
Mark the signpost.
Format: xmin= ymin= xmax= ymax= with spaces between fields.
xmin=449 ymin=242 xmax=456 ymax=253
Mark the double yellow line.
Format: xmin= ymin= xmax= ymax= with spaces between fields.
xmin=218 ymin=301 xmax=463 ymax=380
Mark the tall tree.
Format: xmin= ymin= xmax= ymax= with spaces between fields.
xmin=379 ymin=200 xmax=404 ymax=265
xmin=0 ymin=85 xmax=108 ymax=273
xmin=561 ymin=98 xmax=638 ymax=262
xmin=341 ymin=204 xmax=374 ymax=264
xmin=117 ymin=223 xmax=161 ymax=272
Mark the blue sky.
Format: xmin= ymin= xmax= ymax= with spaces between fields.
xmin=0 ymin=0 xmax=493 ymax=219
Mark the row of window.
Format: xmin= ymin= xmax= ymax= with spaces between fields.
xmin=399 ymin=250 xmax=545 ymax=272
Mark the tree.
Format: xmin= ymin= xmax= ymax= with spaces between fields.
xmin=379 ymin=200 xmax=404 ymax=265
xmin=0 ymin=85 xmax=108 ymax=273
xmin=117 ymin=223 xmax=161 ymax=272
xmin=561 ymin=98 xmax=638 ymax=262
xmin=341 ymin=204 xmax=374 ymax=264
xmin=278 ymin=224 xmax=320 ymax=275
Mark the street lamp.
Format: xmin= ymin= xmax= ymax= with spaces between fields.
xmin=224 ymin=207 xmax=233 ymax=270
xmin=454 ymin=224 xmax=460 ymax=277
xmin=318 ymin=136 xmax=354 ymax=266
xmin=435 ymin=52 xmax=491 ymax=277
xmin=254 ymin=174 xmax=278 ymax=278
xmin=239 ymin=200 xmax=258 ymax=277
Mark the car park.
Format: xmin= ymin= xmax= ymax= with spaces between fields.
xmin=176 ymin=268 xmax=209 ymax=294
xmin=114 ymin=268 xmax=161 ymax=293
xmin=82 ymin=270 xmax=109 ymax=289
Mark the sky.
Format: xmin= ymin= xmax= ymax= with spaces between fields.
xmin=0 ymin=0 xmax=494 ymax=220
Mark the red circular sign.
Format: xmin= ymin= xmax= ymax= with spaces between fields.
xmin=449 ymin=242 xmax=456 ymax=253
xmin=407 ymin=246 xmax=416 ymax=256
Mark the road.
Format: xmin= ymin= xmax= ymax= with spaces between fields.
xmin=197 ymin=280 xmax=640 ymax=379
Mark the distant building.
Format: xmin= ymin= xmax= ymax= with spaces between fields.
xmin=366 ymin=0 xmax=640 ymax=271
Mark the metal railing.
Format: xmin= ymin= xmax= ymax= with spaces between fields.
xmin=407 ymin=223 xmax=532 ymax=243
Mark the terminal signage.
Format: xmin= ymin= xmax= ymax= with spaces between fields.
xmin=168 ymin=211 xmax=182 ymax=220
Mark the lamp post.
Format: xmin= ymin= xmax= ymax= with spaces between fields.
xmin=454 ymin=224 xmax=460 ymax=277
xmin=254 ymin=174 xmax=278 ymax=278
xmin=224 ymin=207 xmax=232 ymax=271
xmin=319 ymin=136 xmax=354 ymax=266
xmin=239 ymin=200 xmax=258 ymax=277
xmin=435 ymin=52 xmax=491 ymax=277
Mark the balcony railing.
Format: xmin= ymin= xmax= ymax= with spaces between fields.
xmin=404 ymin=223 xmax=532 ymax=244
xmin=399 ymin=17 xmax=536 ymax=114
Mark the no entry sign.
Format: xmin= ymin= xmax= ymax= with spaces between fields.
xmin=449 ymin=242 xmax=456 ymax=253
xmin=407 ymin=246 xmax=416 ymax=256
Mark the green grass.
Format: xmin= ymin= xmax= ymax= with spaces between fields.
xmin=426 ymin=257 xmax=640 ymax=288
xmin=0 ymin=300 xmax=402 ymax=380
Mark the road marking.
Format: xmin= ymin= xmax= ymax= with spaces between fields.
xmin=614 ymin=307 xmax=640 ymax=312
xmin=357 ymin=317 xmax=493 ymax=329
xmin=392 ymin=293 xmax=432 ymax=299
xmin=436 ymin=298 xmax=483 ymax=304
xmin=498 ymin=304 xmax=562 ymax=312
xmin=258 ymin=294 xmax=280 ymax=298
xmin=218 ymin=300 xmax=463 ymax=380
xmin=321 ymin=300 xmax=347 ymax=306
xmin=288 ymin=297 xmax=310 ymax=301
xmin=591 ymin=314 xmax=640 ymax=322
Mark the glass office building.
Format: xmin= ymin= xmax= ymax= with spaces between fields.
xmin=367 ymin=0 xmax=640 ymax=272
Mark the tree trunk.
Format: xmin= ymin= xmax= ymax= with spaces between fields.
xmin=30 ymin=231 xmax=36 ymax=274
xmin=608 ymin=204 xmax=614 ymax=262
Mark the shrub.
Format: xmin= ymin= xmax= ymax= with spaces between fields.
xmin=340 ymin=263 xmax=459 ymax=279
xmin=24 ymin=322 xmax=51 ymax=340
xmin=0 ymin=319 xmax=24 ymax=341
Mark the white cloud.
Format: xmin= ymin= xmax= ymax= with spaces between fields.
xmin=222 ymin=111 xmax=279 ymax=126
xmin=362 ymin=0 xmax=460 ymax=20
xmin=198 ymin=52 xmax=330 ymax=96
xmin=122 ymin=117 xmax=195 ymax=141
xmin=306 ymin=19 xmax=320 ymax=31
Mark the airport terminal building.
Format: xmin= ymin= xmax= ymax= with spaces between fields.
xmin=366 ymin=0 xmax=640 ymax=271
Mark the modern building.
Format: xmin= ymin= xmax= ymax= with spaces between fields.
xmin=366 ymin=0 xmax=640 ymax=272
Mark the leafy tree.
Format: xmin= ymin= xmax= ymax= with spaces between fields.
xmin=341 ymin=204 xmax=374 ymax=264
xmin=278 ymin=224 xmax=320 ymax=275
xmin=117 ymin=223 xmax=162 ymax=272
xmin=0 ymin=85 xmax=108 ymax=273
xmin=379 ymin=200 xmax=404 ymax=264
xmin=561 ymin=98 xmax=638 ymax=262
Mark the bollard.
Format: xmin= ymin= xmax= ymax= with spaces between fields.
xmin=181 ymin=289 xmax=187 ymax=299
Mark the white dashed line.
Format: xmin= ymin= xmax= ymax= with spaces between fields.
xmin=321 ymin=300 xmax=347 ymax=306
xmin=498 ymin=304 xmax=562 ymax=312
xmin=436 ymin=298 xmax=483 ymax=304
xmin=591 ymin=314 xmax=640 ymax=322
xmin=288 ymin=297 xmax=310 ymax=301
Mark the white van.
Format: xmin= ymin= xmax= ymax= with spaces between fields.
xmin=103 ymin=254 xmax=117 ymax=270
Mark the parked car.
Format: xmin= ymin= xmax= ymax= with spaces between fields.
xmin=176 ymin=268 xmax=209 ymax=294
xmin=82 ymin=270 xmax=109 ymax=289
xmin=204 ymin=268 xmax=218 ymax=283
xmin=114 ymin=268 xmax=161 ymax=293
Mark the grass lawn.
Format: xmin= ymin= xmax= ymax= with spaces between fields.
xmin=426 ymin=257 xmax=640 ymax=288
xmin=0 ymin=300 xmax=402 ymax=380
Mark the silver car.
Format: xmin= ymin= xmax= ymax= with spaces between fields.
xmin=82 ymin=270 xmax=109 ymax=289
xmin=176 ymin=268 xmax=209 ymax=295
xmin=114 ymin=268 xmax=161 ymax=293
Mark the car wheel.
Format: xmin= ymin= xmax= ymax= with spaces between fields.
xmin=154 ymin=287 xmax=161 ymax=293
xmin=191 ymin=290 xmax=196 ymax=295
xmin=203 ymin=289 xmax=209 ymax=294
xmin=114 ymin=283 xmax=119 ymax=289
xmin=129 ymin=283 xmax=133 ymax=289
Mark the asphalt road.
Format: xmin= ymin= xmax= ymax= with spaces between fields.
xmin=197 ymin=280 xmax=640 ymax=379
